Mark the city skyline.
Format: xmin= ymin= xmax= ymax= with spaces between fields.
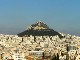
xmin=0 ymin=0 xmax=80 ymax=36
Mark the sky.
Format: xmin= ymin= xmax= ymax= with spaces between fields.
xmin=0 ymin=0 xmax=80 ymax=36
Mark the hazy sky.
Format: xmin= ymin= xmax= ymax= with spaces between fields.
xmin=0 ymin=0 xmax=80 ymax=36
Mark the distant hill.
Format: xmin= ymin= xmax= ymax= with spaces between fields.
xmin=18 ymin=21 xmax=63 ymax=38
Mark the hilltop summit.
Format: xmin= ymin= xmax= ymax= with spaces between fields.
xmin=27 ymin=21 xmax=49 ymax=30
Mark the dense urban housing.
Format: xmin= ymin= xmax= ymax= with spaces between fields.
xmin=0 ymin=21 xmax=80 ymax=60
